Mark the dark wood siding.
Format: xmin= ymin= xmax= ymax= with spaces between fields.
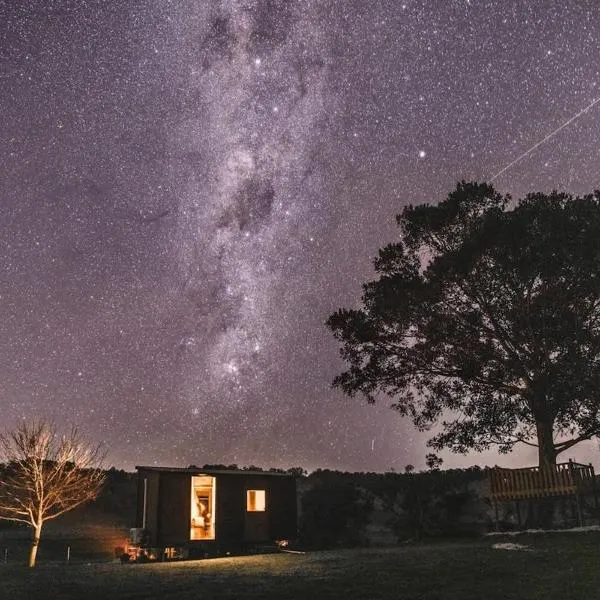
xmin=135 ymin=468 xmax=297 ymax=551
xmin=244 ymin=476 xmax=270 ymax=542
xmin=139 ymin=471 xmax=160 ymax=546
xmin=268 ymin=476 xmax=298 ymax=540
xmin=215 ymin=474 xmax=245 ymax=545
xmin=157 ymin=472 xmax=191 ymax=546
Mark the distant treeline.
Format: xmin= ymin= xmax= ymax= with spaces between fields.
xmin=0 ymin=462 xmax=492 ymax=547
xmin=298 ymin=466 xmax=489 ymax=549
xmin=0 ymin=465 xmax=137 ymax=531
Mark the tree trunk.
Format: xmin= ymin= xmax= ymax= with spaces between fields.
xmin=415 ymin=490 xmax=423 ymax=542
xmin=536 ymin=420 xmax=557 ymax=470
xmin=29 ymin=522 xmax=43 ymax=568
xmin=536 ymin=419 xmax=557 ymax=528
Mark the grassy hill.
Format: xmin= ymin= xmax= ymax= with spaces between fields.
xmin=3 ymin=532 xmax=600 ymax=599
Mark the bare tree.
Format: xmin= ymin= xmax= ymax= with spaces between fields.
xmin=0 ymin=421 xmax=106 ymax=567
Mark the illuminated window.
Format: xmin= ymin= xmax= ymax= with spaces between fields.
xmin=190 ymin=475 xmax=216 ymax=540
xmin=247 ymin=489 xmax=266 ymax=512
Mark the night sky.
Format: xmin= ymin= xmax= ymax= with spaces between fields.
xmin=2 ymin=1 xmax=600 ymax=472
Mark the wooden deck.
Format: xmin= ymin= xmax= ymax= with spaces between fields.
xmin=488 ymin=460 xmax=596 ymax=502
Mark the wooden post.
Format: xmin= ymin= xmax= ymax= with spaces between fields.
xmin=575 ymin=493 xmax=583 ymax=527
xmin=3 ymin=548 xmax=7 ymax=563
xmin=516 ymin=500 xmax=522 ymax=529
xmin=590 ymin=463 xmax=599 ymax=524
xmin=494 ymin=501 xmax=499 ymax=531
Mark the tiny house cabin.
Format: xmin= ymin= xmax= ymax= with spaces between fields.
xmin=132 ymin=466 xmax=297 ymax=558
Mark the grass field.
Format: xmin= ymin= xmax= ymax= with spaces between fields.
xmin=2 ymin=532 xmax=600 ymax=600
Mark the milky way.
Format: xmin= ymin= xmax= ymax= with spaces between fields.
xmin=2 ymin=1 xmax=600 ymax=472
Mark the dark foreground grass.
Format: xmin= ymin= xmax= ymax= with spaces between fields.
xmin=2 ymin=532 xmax=600 ymax=600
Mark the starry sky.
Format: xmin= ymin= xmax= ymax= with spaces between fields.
xmin=2 ymin=1 xmax=600 ymax=473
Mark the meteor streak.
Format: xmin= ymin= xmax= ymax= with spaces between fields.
xmin=491 ymin=95 xmax=600 ymax=181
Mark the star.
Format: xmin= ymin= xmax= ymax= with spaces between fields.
xmin=2 ymin=1 xmax=599 ymax=474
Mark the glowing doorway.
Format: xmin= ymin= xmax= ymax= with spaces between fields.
xmin=190 ymin=475 xmax=216 ymax=540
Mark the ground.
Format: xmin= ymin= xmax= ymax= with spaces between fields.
xmin=2 ymin=532 xmax=600 ymax=599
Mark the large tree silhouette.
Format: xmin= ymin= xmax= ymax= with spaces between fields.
xmin=328 ymin=182 xmax=600 ymax=469
xmin=0 ymin=421 xmax=105 ymax=567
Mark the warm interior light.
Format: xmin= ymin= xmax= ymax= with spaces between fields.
xmin=190 ymin=475 xmax=216 ymax=540
xmin=247 ymin=489 xmax=266 ymax=512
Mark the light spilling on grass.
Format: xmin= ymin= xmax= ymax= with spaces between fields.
xmin=491 ymin=543 xmax=531 ymax=551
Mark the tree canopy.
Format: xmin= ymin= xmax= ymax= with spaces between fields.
xmin=328 ymin=181 xmax=600 ymax=469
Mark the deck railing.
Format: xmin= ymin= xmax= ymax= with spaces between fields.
xmin=488 ymin=460 xmax=596 ymax=501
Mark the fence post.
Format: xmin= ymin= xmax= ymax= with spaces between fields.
xmin=3 ymin=548 xmax=7 ymax=563
xmin=66 ymin=545 xmax=71 ymax=563
xmin=575 ymin=493 xmax=583 ymax=527
xmin=494 ymin=500 xmax=499 ymax=530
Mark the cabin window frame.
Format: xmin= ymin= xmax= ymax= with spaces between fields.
xmin=246 ymin=489 xmax=267 ymax=512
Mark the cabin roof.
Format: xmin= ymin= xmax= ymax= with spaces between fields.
xmin=135 ymin=465 xmax=295 ymax=478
